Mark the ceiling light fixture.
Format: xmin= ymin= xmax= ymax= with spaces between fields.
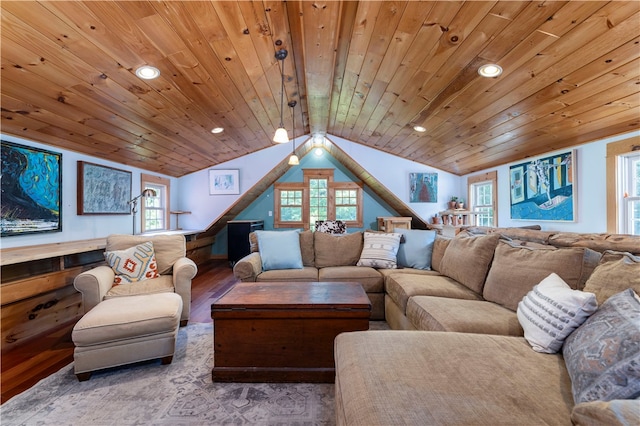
xmin=413 ymin=125 xmax=427 ymax=132
xmin=478 ymin=64 xmax=502 ymax=78
xmin=288 ymin=100 xmax=299 ymax=165
xmin=273 ymin=49 xmax=289 ymax=144
xmin=211 ymin=127 xmax=224 ymax=134
xmin=314 ymin=147 xmax=324 ymax=157
xmin=135 ymin=65 xmax=160 ymax=80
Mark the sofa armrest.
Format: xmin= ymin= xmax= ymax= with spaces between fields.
xmin=73 ymin=265 xmax=115 ymax=314
xmin=233 ymin=252 xmax=263 ymax=281
xmin=173 ymin=257 xmax=198 ymax=323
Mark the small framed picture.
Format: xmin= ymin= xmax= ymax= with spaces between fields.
xmin=209 ymin=169 xmax=240 ymax=195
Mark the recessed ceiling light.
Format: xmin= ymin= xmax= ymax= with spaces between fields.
xmin=135 ymin=65 xmax=160 ymax=79
xmin=478 ymin=64 xmax=502 ymax=78
xmin=314 ymin=148 xmax=324 ymax=157
xmin=211 ymin=127 xmax=224 ymax=134
xmin=413 ymin=125 xmax=427 ymax=132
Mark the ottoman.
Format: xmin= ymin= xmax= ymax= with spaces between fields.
xmin=72 ymin=292 xmax=182 ymax=381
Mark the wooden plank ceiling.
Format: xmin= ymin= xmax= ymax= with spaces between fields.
xmin=2 ymin=1 xmax=639 ymax=177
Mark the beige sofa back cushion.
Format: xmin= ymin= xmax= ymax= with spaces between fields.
xmin=314 ymin=231 xmax=363 ymax=268
xmin=106 ymin=234 xmax=186 ymax=275
xmin=430 ymin=235 xmax=451 ymax=272
xmin=250 ymin=230 xmax=315 ymax=266
xmin=483 ymin=240 xmax=601 ymax=311
xmin=438 ymin=233 xmax=500 ymax=294
xmin=583 ymin=251 xmax=640 ymax=305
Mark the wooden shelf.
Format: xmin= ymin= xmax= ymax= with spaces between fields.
xmin=0 ymin=238 xmax=107 ymax=266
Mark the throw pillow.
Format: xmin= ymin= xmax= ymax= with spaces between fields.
xmin=396 ymin=229 xmax=437 ymax=270
xmin=438 ymin=233 xmax=501 ymax=294
xmin=583 ymin=251 xmax=640 ymax=306
xmin=517 ymin=273 xmax=597 ymax=353
xmin=356 ymin=232 xmax=402 ymax=269
xmin=314 ymin=231 xmax=363 ymax=267
xmin=563 ymin=289 xmax=640 ymax=403
xmin=483 ymin=241 xmax=601 ymax=311
xmin=104 ymin=241 xmax=160 ymax=285
xmin=255 ymin=230 xmax=303 ymax=271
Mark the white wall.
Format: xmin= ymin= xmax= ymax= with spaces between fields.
xmin=462 ymin=130 xmax=640 ymax=233
xmin=1 ymin=134 xmax=178 ymax=249
xmin=177 ymin=134 xmax=463 ymax=231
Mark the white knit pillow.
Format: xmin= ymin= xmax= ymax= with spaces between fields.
xmin=517 ymin=273 xmax=597 ymax=353
xmin=356 ymin=232 xmax=402 ymax=269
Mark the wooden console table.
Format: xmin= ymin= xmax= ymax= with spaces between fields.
xmin=377 ymin=216 xmax=412 ymax=232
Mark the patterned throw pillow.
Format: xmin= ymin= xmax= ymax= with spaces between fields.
xmin=104 ymin=241 xmax=160 ymax=285
xmin=357 ymin=232 xmax=402 ymax=269
xmin=517 ymin=273 xmax=597 ymax=353
xmin=563 ymin=289 xmax=640 ymax=403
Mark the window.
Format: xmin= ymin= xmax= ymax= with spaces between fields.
xmin=141 ymin=174 xmax=170 ymax=232
xmin=274 ymin=169 xmax=363 ymax=229
xmin=620 ymin=152 xmax=640 ymax=235
xmin=468 ymin=171 xmax=497 ymax=227
xmin=606 ymin=136 xmax=640 ymax=233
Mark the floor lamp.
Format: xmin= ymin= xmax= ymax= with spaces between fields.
xmin=128 ymin=188 xmax=156 ymax=234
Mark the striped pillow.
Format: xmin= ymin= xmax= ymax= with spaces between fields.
xmin=357 ymin=232 xmax=402 ymax=269
xmin=517 ymin=273 xmax=597 ymax=353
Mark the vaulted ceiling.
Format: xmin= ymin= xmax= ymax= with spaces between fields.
xmin=2 ymin=1 xmax=639 ymax=178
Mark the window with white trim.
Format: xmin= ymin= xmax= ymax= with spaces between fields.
xmin=468 ymin=171 xmax=497 ymax=227
xmin=274 ymin=169 xmax=363 ymax=229
xmin=141 ymin=174 xmax=170 ymax=232
xmin=620 ymin=152 xmax=640 ymax=235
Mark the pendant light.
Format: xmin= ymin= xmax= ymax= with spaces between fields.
xmin=273 ymin=49 xmax=289 ymax=144
xmin=288 ymin=100 xmax=299 ymax=165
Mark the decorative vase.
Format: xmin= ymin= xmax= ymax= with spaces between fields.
xmin=456 ymin=202 xmax=464 ymax=209
xmin=448 ymin=201 xmax=457 ymax=209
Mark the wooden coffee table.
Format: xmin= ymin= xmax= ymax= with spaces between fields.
xmin=211 ymin=281 xmax=371 ymax=383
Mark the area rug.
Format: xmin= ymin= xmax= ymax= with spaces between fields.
xmin=1 ymin=322 xmax=345 ymax=425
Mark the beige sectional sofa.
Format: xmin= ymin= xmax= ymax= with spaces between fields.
xmin=233 ymin=226 xmax=640 ymax=425
xmin=335 ymin=228 xmax=640 ymax=425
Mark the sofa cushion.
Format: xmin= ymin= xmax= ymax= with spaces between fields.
xmin=483 ymin=240 xmax=601 ymax=311
xmin=563 ymin=289 xmax=640 ymax=403
xmin=106 ymin=234 xmax=185 ymax=275
xmin=314 ymin=231 xmax=363 ymax=267
xmin=250 ymin=230 xmax=315 ymax=266
xmin=357 ymin=232 xmax=402 ymax=269
xmin=334 ymin=331 xmax=573 ymax=425
xmin=105 ymin=275 xmax=174 ymax=299
xmin=517 ymin=273 xmax=597 ymax=354
xmin=385 ymin=273 xmax=481 ymax=314
xmin=256 ymin=266 xmax=318 ymax=282
xmin=318 ymin=266 xmax=383 ymax=293
xmin=255 ymin=230 xmax=303 ymax=270
xmin=104 ymin=241 xmax=160 ymax=285
xmin=396 ymin=229 xmax=437 ymax=270
xmin=407 ymin=296 xmax=523 ymax=335
xmin=583 ymin=251 xmax=640 ymax=305
xmin=438 ymin=233 xmax=500 ymax=294
xmin=430 ymin=235 xmax=451 ymax=272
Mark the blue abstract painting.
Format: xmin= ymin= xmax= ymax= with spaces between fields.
xmin=1 ymin=141 xmax=62 ymax=236
xmin=409 ymin=172 xmax=438 ymax=203
xmin=510 ymin=150 xmax=576 ymax=222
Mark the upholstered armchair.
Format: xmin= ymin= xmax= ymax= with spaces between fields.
xmin=74 ymin=234 xmax=197 ymax=326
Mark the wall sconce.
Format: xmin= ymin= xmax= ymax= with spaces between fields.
xmin=273 ymin=49 xmax=289 ymax=144
xmin=128 ymin=188 xmax=157 ymax=234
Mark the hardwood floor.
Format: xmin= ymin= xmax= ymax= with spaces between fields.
xmin=0 ymin=259 xmax=238 ymax=404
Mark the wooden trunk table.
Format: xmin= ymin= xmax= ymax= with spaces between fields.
xmin=211 ymin=281 xmax=371 ymax=383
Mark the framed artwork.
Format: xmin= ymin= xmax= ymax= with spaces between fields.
xmin=510 ymin=150 xmax=576 ymax=222
xmin=209 ymin=169 xmax=240 ymax=195
xmin=77 ymin=161 xmax=132 ymax=214
xmin=409 ymin=172 xmax=438 ymax=203
xmin=1 ymin=141 xmax=62 ymax=236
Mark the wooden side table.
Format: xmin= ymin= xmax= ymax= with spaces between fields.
xmin=377 ymin=216 xmax=412 ymax=232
